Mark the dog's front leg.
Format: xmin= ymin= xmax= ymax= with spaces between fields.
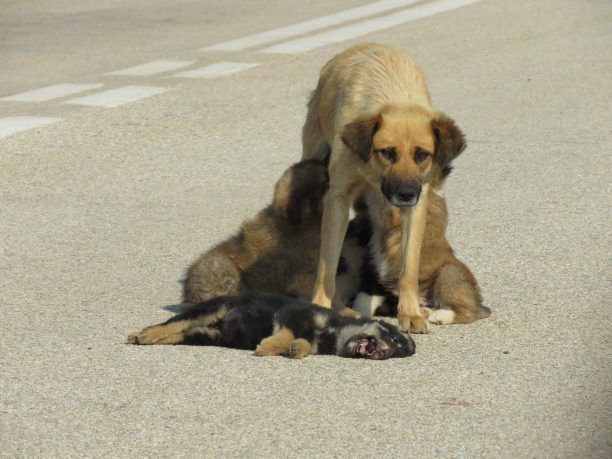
xmin=397 ymin=184 xmax=430 ymax=333
xmin=312 ymin=188 xmax=352 ymax=308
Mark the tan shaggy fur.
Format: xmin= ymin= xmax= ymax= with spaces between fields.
xmin=182 ymin=160 xmax=365 ymax=314
xmin=301 ymin=43 xmax=490 ymax=332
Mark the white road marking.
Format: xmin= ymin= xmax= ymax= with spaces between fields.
xmin=201 ymin=0 xmax=422 ymax=52
xmin=1 ymin=83 xmax=103 ymax=102
xmin=170 ymin=62 xmax=260 ymax=79
xmin=0 ymin=116 xmax=61 ymax=140
xmin=64 ymin=85 xmax=169 ymax=108
xmin=262 ymin=0 xmax=483 ymax=54
xmin=106 ymin=60 xmax=196 ymax=76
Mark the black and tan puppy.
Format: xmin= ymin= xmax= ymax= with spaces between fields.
xmin=128 ymin=292 xmax=415 ymax=360
xmin=182 ymin=160 xmax=365 ymax=313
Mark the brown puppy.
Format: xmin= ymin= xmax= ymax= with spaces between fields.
xmin=302 ymin=43 xmax=489 ymax=332
xmin=351 ymin=190 xmax=491 ymax=326
xmin=182 ymin=160 xmax=365 ymax=311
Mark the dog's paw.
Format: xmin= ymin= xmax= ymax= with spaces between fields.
xmin=289 ymin=339 xmax=311 ymax=359
xmin=427 ymin=309 xmax=456 ymax=325
xmin=399 ymin=314 xmax=430 ymax=334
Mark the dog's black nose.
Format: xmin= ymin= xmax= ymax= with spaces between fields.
xmin=395 ymin=188 xmax=420 ymax=205
xmin=388 ymin=183 xmax=421 ymax=207
xmin=381 ymin=179 xmax=422 ymax=208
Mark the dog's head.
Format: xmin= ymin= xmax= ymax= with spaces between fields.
xmin=337 ymin=320 xmax=415 ymax=360
xmin=272 ymin=159 xmax=329 ymax=225
xmin=341 ymin=105 xmax=465 ymax=208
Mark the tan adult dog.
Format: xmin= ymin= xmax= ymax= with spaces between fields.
xmin=302 ymin=43 xmax=489 ymax=333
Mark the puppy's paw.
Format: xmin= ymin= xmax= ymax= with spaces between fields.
xmin=127 ymin=330 xmax=155 ymax=345
xmin=127 ymin=333 xmax=140 ymax=344
xmin=289 ymin=339 xmax=311 ymax=359
xmin=255 ymin=344 xmax=278 ymax=357
xmin=427 ymin=309 xmax=456 ymax=325
xmin=399 ymin=314 xmax=430 ymax=334
xmin=126 ymin=325 xmax=184 ymax=345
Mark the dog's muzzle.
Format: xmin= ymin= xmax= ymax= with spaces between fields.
xmin=381 ymin=180 xmax=421 ymax=208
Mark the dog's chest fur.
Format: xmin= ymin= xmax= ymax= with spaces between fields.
xmin=363 ymin=186 xmax=448 ymax=293
xmin=363 ymin=188 xmax=403 ymax=290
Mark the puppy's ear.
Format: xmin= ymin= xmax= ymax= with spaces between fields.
xmin=341 ymin=115 xmax=380 ymax=162
xmin=273 ymin=167 xmax=297 ymax=223
xmin=285 ymin=193 xmax=304 ymax=225
xmin=431 ymin=114 xmax=466 ymax=172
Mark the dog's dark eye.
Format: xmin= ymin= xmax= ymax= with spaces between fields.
xmin=391 ymin=335 xmax=399 ymax=343
xmin=378 ymin=148 xmax=396 ymax=162
xmin=414 ymin=148 xmax=430 ymax=163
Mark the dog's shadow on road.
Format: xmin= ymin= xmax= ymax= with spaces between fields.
xmin=162 ymin=304 xmax=185 ymax=313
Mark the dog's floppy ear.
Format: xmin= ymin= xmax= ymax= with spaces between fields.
xmin=431 ymin=114 xmax=466 ymax=172
xmin=341 ymin=114 xmax=380 ymax=162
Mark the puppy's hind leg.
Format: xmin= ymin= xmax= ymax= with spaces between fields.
xmin=128 ymin=320 xmax=193 ymax=345
xmin=429 ymin=262 xmax=491 ymax=325
xmin=128 ymin=297 xmax=232 ymax=345
xmin=128 ymin=321 xmax=221 ymax=345
xmin=180 ymin=326 xmax=221 ymax=345
xmin=255 ymin=328 xmax=294 ymax=357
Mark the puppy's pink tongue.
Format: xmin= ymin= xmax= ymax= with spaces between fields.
xmin=356 ymin=338 xmax=370 ymax=355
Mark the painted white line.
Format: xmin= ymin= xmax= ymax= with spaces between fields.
xmin=1 ymin=83 xmax=103 ymax=102
xmin=170 ymin=62 xmax=260 ymax=79
xmin=0 ymin=116 xmax=61 ymax=140
xmin=106 ymin=60 xmax=196 ymax=76
xmin=64 ymin=85 xmax=169 ymax=108
xmin=262 ymin=0 xmax=483 ymax=54
xmin=201 ymin=0 xmax=421 ymax=52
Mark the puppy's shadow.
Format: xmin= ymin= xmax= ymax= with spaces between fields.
xmin=162 ymin=303 xmax=186 ymax=313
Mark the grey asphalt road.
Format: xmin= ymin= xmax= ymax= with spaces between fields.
xmin=1 ymin=0 xmax=610 ymax=457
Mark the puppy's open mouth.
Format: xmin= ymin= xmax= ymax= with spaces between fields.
xmin=354 ymin=337 xmax=382 ymax=357
xmin=354 ymin=338 xmax=390 ymax=359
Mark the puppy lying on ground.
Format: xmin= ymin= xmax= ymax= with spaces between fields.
xmin=182 ymin=159 xmax=365 ymax=313
xmin=128 ymin=292 xmax=415 ymax=360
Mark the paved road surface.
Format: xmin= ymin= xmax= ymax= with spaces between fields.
xmin=1 ymin=0 xmax=610 ymax=456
